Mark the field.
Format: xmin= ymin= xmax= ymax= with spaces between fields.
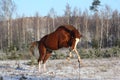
xmin=0 ymin=58 xmax=120 ymax=80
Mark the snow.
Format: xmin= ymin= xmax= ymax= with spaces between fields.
xmin=0 ymin=58 xmax=120 ymax=80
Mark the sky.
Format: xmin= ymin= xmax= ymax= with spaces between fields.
xmin=14 ymin=0 xmax=120 ymax=17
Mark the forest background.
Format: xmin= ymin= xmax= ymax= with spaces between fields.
xmin=0 ymin=0 xmax=120 ymax=60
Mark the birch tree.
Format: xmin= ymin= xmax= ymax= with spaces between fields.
xmin=0 ymin=0 xmax=16 ymax=48
xmin=34 ymin=12 xmax=40 ymax=40
xmin=49 ymin=8 xmax=56 ymax=31
xmin=64 ymin=3 xmax=71 ymax=24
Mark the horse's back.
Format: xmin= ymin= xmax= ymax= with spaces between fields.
xmin=40 ymin=25 xmax=72 ymax=50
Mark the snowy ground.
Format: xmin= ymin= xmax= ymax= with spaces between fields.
xmin=0 ymin=58 xmax=120 ymax=80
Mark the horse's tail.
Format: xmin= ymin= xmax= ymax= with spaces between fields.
xmin=29 ymin=41 xmax=39 ymax=57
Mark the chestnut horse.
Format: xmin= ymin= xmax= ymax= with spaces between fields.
xmin=30 ymin=25 xmax=82 ymax=72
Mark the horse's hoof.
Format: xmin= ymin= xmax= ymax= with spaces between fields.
xmin=66 ymin=57 xmax=70 ymax=61
xmin=78 ymin=59 xmax=81 ymax=63
xmin=69 ymin=54 xmax=73 ymax=58
xmin=78 ymin=60 xmax=83 ymax=66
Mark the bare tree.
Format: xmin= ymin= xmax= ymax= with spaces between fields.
xmin=49 ymin=8 xmax=56 ymax=31
xmin=0 ymin=0 xmax=16 ymax=48
xmin=104 ymin=5 xmax=112 ymax=47
xmin=64 ymin=3 xmax=71 ymax=24
xmin=72 ymin=7 xmax=79 ymax=28
xmin=82 ymin=10 xmax=89 ymax=48
xmin=99 ymin=9 xmax=105 ymax=48
xmin=33 ymin=12 xmax=40 ymax=40
xmin=111 ymin=10 xmax=120 ymax=47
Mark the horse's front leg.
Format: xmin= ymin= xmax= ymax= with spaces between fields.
xmin=73 ymin=49 xmax=82 ymax=64
xmin=67 ymin=51 xmax=73 ymax=61
xmin=71 ymin=38 xmax=82 ymax=64
xmin=74 ymin=38 xmax=82 ymax=64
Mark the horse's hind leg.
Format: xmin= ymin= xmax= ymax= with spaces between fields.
xmin=43 ymin=51 xmax=51 ymax=72
xmin=38 ymin=44 xmax=46 ymax=72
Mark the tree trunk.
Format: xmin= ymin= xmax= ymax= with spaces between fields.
xmin=7 ymin=20 xmax=10 ymax=47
